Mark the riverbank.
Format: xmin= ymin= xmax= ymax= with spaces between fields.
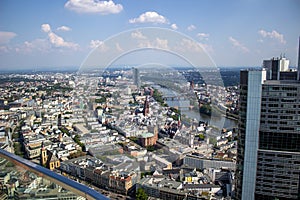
xmin=153 ymin=84 xmax=238 ymax=129
xmin=210 ymin=104 xmax=238 ymax=121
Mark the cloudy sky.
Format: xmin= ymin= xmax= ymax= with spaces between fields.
xmin=0 ymin=0 xmax=299 ymax=70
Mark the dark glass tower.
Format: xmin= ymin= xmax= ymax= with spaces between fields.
xmin=133 ymin=67 xmax=141 ymax=88
xmin=254 ymin=79 xmax=300 ymax=200
xmin=236 ymin=44 xmax=300 ymax=199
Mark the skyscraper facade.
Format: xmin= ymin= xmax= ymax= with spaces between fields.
xmin=236 ymin=70 xmax=266 ymax=200
xmin=133 ymin=67 xmax=141 ymax=88
xmin=298 ymin=37 xmax=300 ymax=80
xmin=236 ymin=50 xmax=300 ymax=199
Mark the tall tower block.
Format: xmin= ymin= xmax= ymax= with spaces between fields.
xmin=298 ymin=37 xmax=300 ymax=81
xmin=236 ymin=55 xmax=300 ymax=200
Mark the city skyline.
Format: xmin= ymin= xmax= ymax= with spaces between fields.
xmin=1 ymin=36 xmax=300 ymax=199
xmin=0 ymin=0 xmax=300 ymax=69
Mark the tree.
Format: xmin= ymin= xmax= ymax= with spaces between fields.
xmin=73 ymin=135 xmax=86 ymax=151
xmin=152 ymin=89 xmax=165 ymax=105
xmin=199 ymin=104 xmax=212 ymax=116
xmin=95 ymin=97 xmax=106 ymax=103
xmin=209 ymin=137 xmax=217 ymax=145
xmin=136 ymin=188 xmax=148 ymax=200
xmin=198 ymin=134 xmax=205 ymax=140
xmin=146 ymin=145 xmax=155 ymax=152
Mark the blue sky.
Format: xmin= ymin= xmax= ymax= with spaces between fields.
xmin=0 ymin=0 xmax=299 ymax=70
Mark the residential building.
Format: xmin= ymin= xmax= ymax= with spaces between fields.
xmin=184 ymin=154 xmax=236 ymax=170
xmin=60 ymin=156 xmax=138 ymax=195
xmin=137 ymin=177 xmax=185 ymax=200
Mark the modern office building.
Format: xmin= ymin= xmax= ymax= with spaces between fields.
xmin=133 ymin=67 xmax=141 ymax=88
xmin=298 ymin=37 xmax=300 ymax=80
xmin=263 ymin=56 xmax=289 ymax=80
xmin=236 ymin=42 xmax=300 ymax=200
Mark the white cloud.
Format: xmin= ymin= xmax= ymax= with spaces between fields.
xmin=90 ymin=40 xmax=103 ymax=48
xmin=41 ymin=24 xmax=78 ymax=49
xmin=89 ymin=39 xmax=109 ymax=52
xmin=136 ymin=40 xmax=151 ymax=48
xmin=131 ymin=30 xmax=147 ymax=40
xmin=177 ymin=38 xmax=202 ymax=52
xmin=65 ymin=0 xmax=123 ymax=14
xmin=16 ymin=39 xmax=50 ymax=53
xmin=258 ymin=29 xmax=286 ymax=44
xmin=197 ymin=33 xmax=209 ymax=40
xmin=57 ymin=26 xmax=72 ymax=32
xmin=115 ymin=42 xmax=123 ymax=52
xmin=48 ymin=32 xmax=78 ymax=49
xmin=171 ymin=24 xmax=178 ymax=30
xmin=187 ymin=24 xmax=196 ymax=31
xmin=200 ymin=43 xmax=213 ymax=53
xmin=4 ymin=24 xmax=77 ymax=53
xmin=129 ymin=11 xmax=168 ymax=24
xmin=229 ymin=37 xmax=249 ymax=53
xmin=0 ymin=46 xmax=10 ymax=53
xmin=135 ymin=37 xmax=169 ymax=50
xmin=41 ymin=24 xmax=51 ymax=33
xmin=0 ymin=31 xmax=17 ymax=44
xmin=154 ymin=38 xmax=169 ymax=49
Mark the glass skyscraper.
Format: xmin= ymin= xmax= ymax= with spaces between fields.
xmin=236 ymin=50 xmax=300 ymax=199
xmin=133 ymin=67 xmax=141 ymax=88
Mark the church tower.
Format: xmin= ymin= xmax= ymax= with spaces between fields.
xmin=143 ymin=96 xmax=150 ymax=116
xmin=189 ymin=132 xmax=194 ymax=148
xmin=40 ymin=142 xmax=47 ymax=166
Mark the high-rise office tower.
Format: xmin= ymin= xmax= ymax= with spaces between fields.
xmin=133 ymin=67 xmax=141 ymax=88
xmin=263 ymin=56 xmax=289 ymax=80
xmin=236 ymin=40 xmax=300 ymax=200
xmin=298 ymin=37 xmax=300 ymax=80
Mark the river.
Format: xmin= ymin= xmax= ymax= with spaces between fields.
xmin=155 ymin=85 xmax=238 ymax=130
